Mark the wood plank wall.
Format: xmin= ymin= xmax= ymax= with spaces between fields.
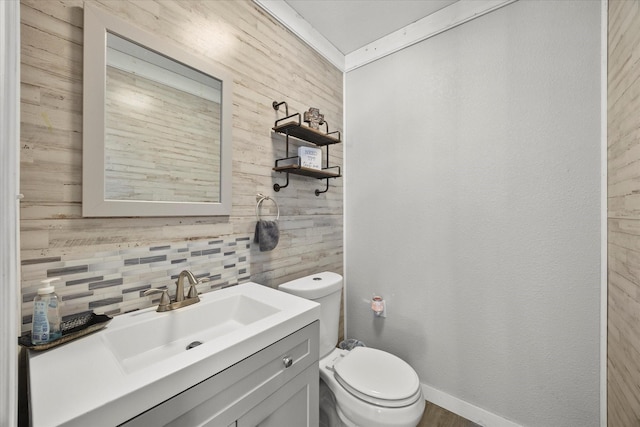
xmin=20 ymin=0 xmax=343 ymax=295
xmin=608 ymin=0 xmax=640 ymax=424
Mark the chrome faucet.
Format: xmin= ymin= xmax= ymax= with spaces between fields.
xmin=144 ymin=270 xmax=202 ymax=312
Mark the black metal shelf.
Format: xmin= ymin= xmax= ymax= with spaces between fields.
xmin=271 ymin=101 xmax=342 ymax=196
xmin=272 ymin=121 xmax=341 ymax=146
xmin=274 ymin=163 xmax=341 ymax=179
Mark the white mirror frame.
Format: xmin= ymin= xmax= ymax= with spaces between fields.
xmin=82 ymin=5 xmax=232 ymax=217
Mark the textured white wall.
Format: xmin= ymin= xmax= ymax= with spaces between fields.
xmin=344 ymin=1 xmax=601 ymax=426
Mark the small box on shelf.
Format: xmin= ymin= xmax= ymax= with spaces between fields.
xmin=298 ymin=146 xmax=322 ymax=170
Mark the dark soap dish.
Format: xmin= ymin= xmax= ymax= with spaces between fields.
xmin=19 ymin=312 xmax=112 ymax=351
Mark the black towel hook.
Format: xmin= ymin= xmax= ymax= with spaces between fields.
xmin=256 ymin=193 xmax=280 ymax=221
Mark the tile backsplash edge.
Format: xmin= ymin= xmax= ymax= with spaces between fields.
xmin=20 ymin=235 xmax=251 ymax=333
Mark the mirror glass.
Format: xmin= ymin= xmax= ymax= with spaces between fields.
xmin=83 ymin=5 xmax=232 ymax=217
xmin=105 ymin=33 xmax=222 ymax=203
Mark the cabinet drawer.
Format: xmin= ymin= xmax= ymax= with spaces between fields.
xmin=121 ymin=321 xmax=319 ymax=427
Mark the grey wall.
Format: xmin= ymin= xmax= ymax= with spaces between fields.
xmin=344 ymin=1 xmax=601 ymax=426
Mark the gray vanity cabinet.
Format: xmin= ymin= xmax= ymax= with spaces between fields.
xmin=120 ymin=322 xmax=319 ymax=427
xmin=236 ymin=363 xmax=317 ymax=426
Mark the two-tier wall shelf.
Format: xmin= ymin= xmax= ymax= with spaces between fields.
xmin=271 ymin=100 xmax=342 ymax=196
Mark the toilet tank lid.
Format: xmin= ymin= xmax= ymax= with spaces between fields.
xmin=278 ymin=272 xmax=343 ymax=299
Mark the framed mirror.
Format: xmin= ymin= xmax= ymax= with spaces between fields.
xmin=83 ymin=5 xmax=232 ymax=217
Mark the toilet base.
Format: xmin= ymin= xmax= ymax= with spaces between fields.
xmin=319 ymin=349 xmax=425 ymax=427
xmin=320 ymin=378 xmax=347 ymax=427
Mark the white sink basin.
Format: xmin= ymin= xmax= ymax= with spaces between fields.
xmin=28 ymin=282 xmax=319 ymax=427
xmin=104 ymin=293 xmax=280 ymax=373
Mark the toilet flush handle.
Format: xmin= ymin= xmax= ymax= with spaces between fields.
xmin=283 ymin=356 xmax=293 ymax=368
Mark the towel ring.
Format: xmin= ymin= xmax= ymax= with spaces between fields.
xmin=256 ymin=194 xmax=279 ymax=221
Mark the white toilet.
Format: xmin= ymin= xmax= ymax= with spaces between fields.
xmin=279 ymin=272 xmax=425 ymax=427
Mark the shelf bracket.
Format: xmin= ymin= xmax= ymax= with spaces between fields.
xmin=273 ymin=127 xmax=292 ymax=192
xmin=315 ymin=144 xmax=330 ymax=196
xmin=315 ymin=179 xmax=330 ymax=196
xmin=274 ymin=172 xmax=289 ymax=192
xmin=272 ymin=100 xmax=289 ymax=116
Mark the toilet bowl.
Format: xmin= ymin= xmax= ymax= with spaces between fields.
xmin=320 ymin=347 xmax=424 ymax=427
xmin=279 ymin=272 xmax=425 ymax=427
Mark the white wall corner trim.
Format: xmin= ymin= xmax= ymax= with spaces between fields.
xmin=600 ymin=1 xmax=608 ymax=425
xmin=421 ymin=384 xmax=523 ymax=427
xmin=345 ymin=0 xmax=517 ymax=72
xmin=0 ymin=0 xmax=21 ymax=426
xmin=252 ymin=0 xmax=345 ymax=71
xmin=342 ymin=71 xmax=348 ymax=341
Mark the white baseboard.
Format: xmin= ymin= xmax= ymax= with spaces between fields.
xmin=421 ymin=383 xmax=522 ymax=427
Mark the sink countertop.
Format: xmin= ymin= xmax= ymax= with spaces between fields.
xmin=28 ymin=282 xmax=320 ymax=427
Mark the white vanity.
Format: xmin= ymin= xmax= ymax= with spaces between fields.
xmin=28 ymin=283 xmax=320 ymax=426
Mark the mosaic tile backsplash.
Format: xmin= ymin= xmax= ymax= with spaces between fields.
xmin=20 ymin=236 xmax=251 ymax=333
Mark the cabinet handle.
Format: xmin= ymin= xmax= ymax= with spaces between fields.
xmin=282 ymin=356 xmax=293 ymax=368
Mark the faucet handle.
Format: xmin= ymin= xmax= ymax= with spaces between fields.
xmin=144 ymin=288 xmax=171 ymax=309
xmin=187 ymin=285 xmax=199 ymax=299
xmin=187 ymin=277 xmax=208 ymax=299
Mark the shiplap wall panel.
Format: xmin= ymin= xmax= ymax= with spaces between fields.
xmin=20 ymin=0 xmax=343 ymax=314
xmin=608 ymin=0 xmax=640 ymax=425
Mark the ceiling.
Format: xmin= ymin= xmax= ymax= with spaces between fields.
xmin=283 ymin=0 xmax=458 ymax=55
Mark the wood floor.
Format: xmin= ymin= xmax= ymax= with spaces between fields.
xmin=418 ymin=401 xmax=480 ymax=427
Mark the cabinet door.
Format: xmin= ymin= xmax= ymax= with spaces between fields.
xmin=120 ymin=322 xmax=318 ymax=427
xmin=237 ymin=364 xmax=319 ymax=427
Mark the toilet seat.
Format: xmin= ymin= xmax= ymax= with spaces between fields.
xmin=333 ymin=347 xmax=421 ymax=408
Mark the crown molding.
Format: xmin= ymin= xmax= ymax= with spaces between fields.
xmin=253 ymin=0 xmax=345 ymax=71
xmin=254 ymin=0 xmax=516 ymax=73
xmin=345 ymin=0 xmax=516 ymax=71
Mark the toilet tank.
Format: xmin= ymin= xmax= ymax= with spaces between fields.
xmin=278 ymin=272 xmax=343 ymax=359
